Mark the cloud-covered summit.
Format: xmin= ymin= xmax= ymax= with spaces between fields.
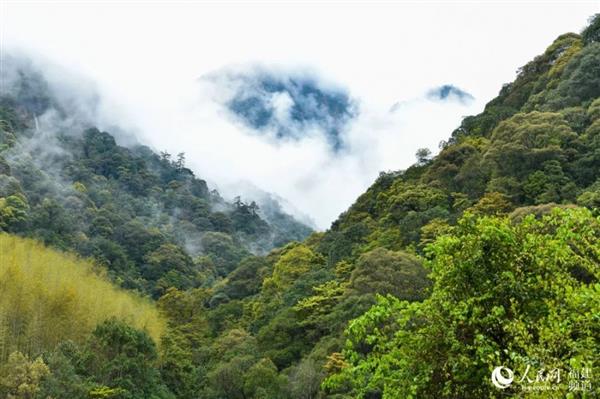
xmin=204 ymin=68 xmax=357 ymax=152
xmin=389 ymin=84 xmax=475 ymax=112
xmin=426 ymin=84 xmax=474 ymax=104
xmin=5 ymin=1 xmax=594 ymax=230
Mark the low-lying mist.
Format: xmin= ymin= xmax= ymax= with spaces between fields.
xmin=2 ymin=53 xmax=481 ymax=229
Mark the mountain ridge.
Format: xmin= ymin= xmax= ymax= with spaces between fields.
xmin=0 ymin=14 xmax=599 ymax=399
xmin=0 ymin=56 xmax=313 ymax=298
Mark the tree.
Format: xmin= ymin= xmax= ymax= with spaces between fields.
xmin=115 ymin=220 xmax=166 ymax=265
xmin=0 ymin=234 xmax=165 ymax=362
xmin=325 ymin=208 xmax=600 ymax=398
xmin=208 ymin=212 xmax=233 ymax=233
xmin=256 ymin=308 xmax=309 ymax=369
xmin=30 ymin=198 xmax=74 ymax=247
xmin=157 ymin=330 xmax=199 ymax=399
xmin=415 ymin=148 xmax=432 ymax=165
xmin=221 ymin=256 xmax=269 ymax=300
xmin=522 ymin=160 xmax=574 ymax=203
xmin=582 ymin=13 xmax=600 ymax=45
xmin=38 ymin=344 xmax=88 ymax=399
xmin=467 ymin=191 xmax=512 ymax=216
xmin=587 ymin=98 xmax=600 ymax=121
xmin=0 ymin=351 xmax=49 ymax=399
xmin=424 ymin=138 xmax=489 ymax=197
xmin=263 ymin=244 xmax=324 ymax=293
xmin=377 ymin=181 xmax=450 ymax=245
xmin=552 ymin=43 xmax=600 ymax=107
xmin=174 ymin=152 xmax=185 ymax=171
xmin=243 ymin=358 xmax=285 ymax=399
xmin=231 ymin=197 xmax=269 ymax=236
xmin=0 ymin=194 xmax=28 ymax=231
xmin=157 ymin=288 xmax=212 ymax=399
xmin=348 ymin=248 xmax=430 ymax=301
xmin=288 ymin=358 xmax=324 ymax=399
xmin=83 ymin=319 xmax=174 ymax=399
xmin=209 ymin=356 xmax=253 ymax=399
xmin=200 ymin=232 xmax=249 ymax=276
xmin=82 ymin=128 xmax=122 ymax=179
xmin=484 ymin=112 xmax=577 ymax=182
xmin=143 ymin=243 xmax=194 ymax=294
xmin=577 ymin=180 xmax=600 ymax=208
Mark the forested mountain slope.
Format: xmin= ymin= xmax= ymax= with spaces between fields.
xmin=0 ymin=14 xmax=599 ymax=399
xmin=0 ymin=60 xmax=312 ymax=297
xmin=153 ymin=17 xmax=599 ymax=399
xmin=0 ymin=234 xmax=170 ymax=398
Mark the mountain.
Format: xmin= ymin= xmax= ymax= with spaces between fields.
xmin=0 ymin=14 xmax=599 ymax=399
xmin=0 ymin=233 xmax=172 ymax=398
xmin=0 ymin=233 xmax=165 ymax=352
xmin=153 ymin=17 xmax=599 ymax=399
xmin=427 ymin=84 xmax=475 ymax=104
xmin=206 ymin=67 xmax=357 ymax=152
xmin=0 ymin=57 xmax=312 ymax=298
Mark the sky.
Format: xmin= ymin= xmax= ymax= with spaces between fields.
xmin=2 ymin=1 xmax=598 ymax=229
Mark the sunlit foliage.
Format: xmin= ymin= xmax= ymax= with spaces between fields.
xmin=0 ymin=234 xmax=165 ymax=361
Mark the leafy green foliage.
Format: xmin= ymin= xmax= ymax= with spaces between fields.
xmin=347 ymin=248 xmax=430 ymax=301
xmin=551 ymin=43 xmax=600 ymax=108
xmin=36 ymin=321 xmax=175 ymax=399
xmin=0 ymin=351 xmax=50 ymax=399
xmin=0 ymin=194 xmax=29 ymax=231
xmin=200 ymin=232 xmax=250 ymax=277
xmin=0 ymin=79 xmax=311 ymax=295
xmin=153 ymin=19 xmax=600 ymax=397
xmin=82 ymin=319 xmax=174 ymax=399
xmin=325 ymin=208 xmax=599 ymax=398
xmin=1 ymin=16 xmax=600 ymax=398
xmin=0 ymin=234 xmax=165 ymax=361
xmin=582 ymin=14 xmax=600 ymax=44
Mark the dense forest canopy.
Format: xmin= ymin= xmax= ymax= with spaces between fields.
xmin=0 ymin=59 xmax=312 ymax=298
xmin=0 ymin=13 xmax=599 ymax=399
xmin=0 ymin=234 xmax=165 ymax=357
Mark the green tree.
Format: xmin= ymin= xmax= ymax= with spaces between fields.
xmin=83 ymin=319 xmax=173 ymax=399
xmin=38 ymin=344 xmax=88 ymax=399
xmin=348 ymin=248 xmax=430 ymax=301
xmin=0 ymin=194 xmax=28 ymax=231
xmin=466 ymin=191 xmax=512 ymax=216
xmin=157 ymin=288 xmax=212 ymax=398
xmin=143 ymin=243 xmax=194 ymax=295
xmin=582 ymin=14 xmax=600 ymax=45
xmin=0 ymin=351 xmax=49 ymax=399
xmin=243 ymin=358 xmax=285 ymax=399
xmin=200 ymin=232 xmax=249 ymax=276
xmin=415 ymin=148 xmax=432 ymax=165
xmin=484 ymin=112 xmax=577 ymax=183
xmin=551 ymin=43 xmax=600 ymax=107
xmin=263 ymin=244 xmax=324 ymax=294
xmin=577 ymin=180 xmax=600 ymax=208
xmin=288 ymin=358 xmax=324 ymax=399
xmin=325 ymin=208 xmax=600 ymax=398
xmin=208 ymin=356 xmax=253 ymax=399
xmin=522 ymin=160 xmax=576 ymax=204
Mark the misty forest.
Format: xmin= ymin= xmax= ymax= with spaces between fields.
xmin=1 ymin=10 xmax=600 ymax=399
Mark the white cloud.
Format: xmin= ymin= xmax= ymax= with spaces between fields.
xmin=271 ymin=91 xmax=294 ymax=123
xmin=2 ymin=1 xmax=597 ymax=229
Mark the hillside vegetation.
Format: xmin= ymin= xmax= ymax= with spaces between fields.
xmin=0 ymin=234 xmax=165 ymax=357
xmin=0 ymin=234 xmax=171 ymax=398
xmin=151 ymin=16 xmax=600 ymax=399
xmin=0 ymin=58 xmax=312 ymax=298
xmin=0 ymin=13 xmax=598 ymax=399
